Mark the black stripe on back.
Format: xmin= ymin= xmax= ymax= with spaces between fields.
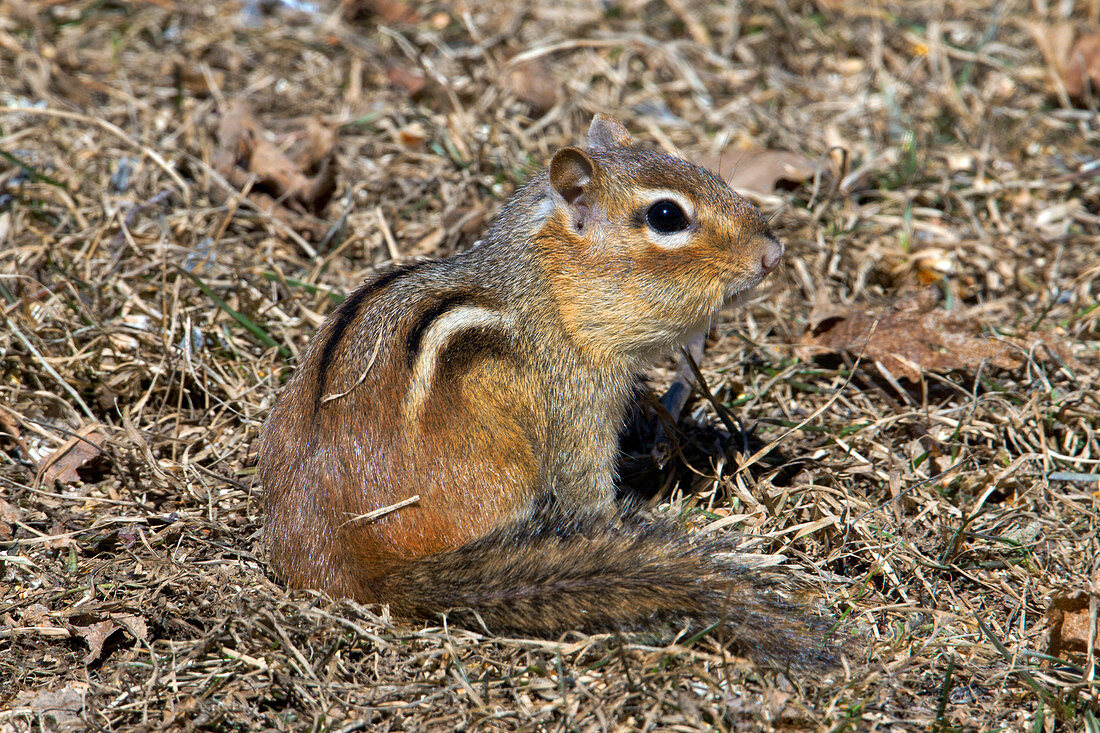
xmin=314 ymin=260 xmax=429 ymax=406
xmin=405 ymin=292 xmax=478 ymax=369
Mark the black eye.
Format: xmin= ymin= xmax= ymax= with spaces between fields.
xmin=645 ymin=200 xmax=690 ymax=234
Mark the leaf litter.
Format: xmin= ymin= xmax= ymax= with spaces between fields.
xmin=797 ymin=289 xmax=1083 ymax=383
xmin=1 ymin=0 xmax=1098 ymax=730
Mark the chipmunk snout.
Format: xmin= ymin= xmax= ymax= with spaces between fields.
xmin=761 ymin=235 xmax=784 ymax=274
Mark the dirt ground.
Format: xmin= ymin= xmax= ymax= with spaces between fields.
xmin=1 ymin=0 xmax=1098 ymax=730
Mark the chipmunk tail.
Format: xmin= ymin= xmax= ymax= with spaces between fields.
xmin=376 ymin=500 xmax=845 ymax=670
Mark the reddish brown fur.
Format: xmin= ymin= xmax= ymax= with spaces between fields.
xmin=257 ymin=116 xmax=841 ymax=668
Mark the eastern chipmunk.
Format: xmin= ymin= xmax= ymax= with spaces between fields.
xmin=258 ymin=115 xmax=837 ymax=668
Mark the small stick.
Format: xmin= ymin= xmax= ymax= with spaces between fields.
xmin=342 ymin=495 xmax=421 ymax=527
xmin=4 ymin=314 xmax=96 ymax=421
xmin=681 ymin=341 xmax=742 ymax=440
xmin=322 ymin=329 xmax=385 ymax=404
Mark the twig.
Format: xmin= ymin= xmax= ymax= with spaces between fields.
xmin=4 ymin=314 xmax=96 ymax=421
xmin=342 ymin=495 xmax=421 ymax=527
xmin=322 ymin=329 xmax=386 ymax=403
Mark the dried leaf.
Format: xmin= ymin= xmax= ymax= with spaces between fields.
xmin=249 ymin=135 xmax=312 ymax=196
xmin=796 ymin=290 xmax=1074 ymax=382
xmin=1063 ymin=29 xmax=1100 ymax=100
xmin=292 ymin=115 xmax=338 ymax=172
xmin=503 ymin=60 xmax=561 ymax=112
xmin=386 ymin=66 xmax=427 ymax=95
xmin=9 ymin=684 xmax=87 ymax=732
xmin=0 ymin=496 xmax=18 ymax=523
xmin=74 ymin=619 xmax=118 ymax=665
xmin=702 ymin=149 xmax=818 ymax=196
xmin=71 ymin=613 xmax=147 ymax=665
xmin=342 ymin=0 xmax=418 ymax=24
xmin=213 ymin=102 xmax=338 ymax=223
xmin=1047 ymin=590 xmax=1098 ymax=659
xmin=0 ymin=407 xmax=31 ymax=462
xmin=413 ymin=227 xmax=445 ymax=255
xmin=0 ymin=496 xmax=17 ymax=540
xmin=173 ymin=62 xmax=224 ymax=97
xmin=1028 ymin=21 xmax=1075 ymax=76
xmin=116 ymin=614 xmax=149 ymax=643
xmin=1027 ymin=21 xmax=1080 ymax=97
xmin=442 ymin=204 xmax=488 ymax=237
xmin=40 ymin=425 xmax=106 ymax=486
xmin=395 ymin=121 xmax=427 ymax=149
xmin=21 ymin=603 xmax=51 ymax=625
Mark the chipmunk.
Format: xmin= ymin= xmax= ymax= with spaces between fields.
xmin=258 ymin=115 xmax=839 ymax=668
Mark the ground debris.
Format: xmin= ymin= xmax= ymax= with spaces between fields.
xmin=213 ymin=101 xmax=338 ymax=236
xmin=796 ymin=289 xmax=1081 ymax=382
xmin=0 ymin=1 xmax=1097 ymax=730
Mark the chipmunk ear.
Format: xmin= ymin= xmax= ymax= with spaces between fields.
xmin=549 ymin=147 xmax=595 ymax=206
xmin=587 ymin=114 xmax=633 ymax=149
xmin=550 ymin=147 xmax=604 ymax=233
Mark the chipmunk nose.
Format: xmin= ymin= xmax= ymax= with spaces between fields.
xmin=761 ymin=235 xmax=784 ymax=274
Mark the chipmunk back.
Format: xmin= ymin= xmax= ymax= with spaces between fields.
xmin=258 ymin=115 xmax=838 ymax=668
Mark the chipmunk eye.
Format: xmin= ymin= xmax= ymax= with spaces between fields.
xmin=645 ymin=200 xmax=690 ymax=234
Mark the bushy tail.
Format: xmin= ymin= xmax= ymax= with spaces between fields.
xmin=377 ymin=501 xmax=844 ymax=670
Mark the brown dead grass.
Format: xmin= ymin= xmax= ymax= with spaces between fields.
xmin=1 ymin=0 xmax=1098 ymax=730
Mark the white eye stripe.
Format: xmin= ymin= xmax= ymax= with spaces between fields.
xmin=639 ymin=189 xmax=695 ymax=249
xmin=637 ymin=189 xmax=696 ymax=220
xmin=645 ymin=229 xmax=694 ymax=249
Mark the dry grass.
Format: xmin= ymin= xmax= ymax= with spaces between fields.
xmin=1 ymin=0 xmax=1098 ymax=730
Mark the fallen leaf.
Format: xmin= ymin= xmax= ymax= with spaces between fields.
xmin=9 ymin=684 xmax=87 ymax=732
xmin=413 ymin=226 xmax=445 ymax=255
xmin=71 ymin=613 xmax=148 ymax=665
xmin=249 ymin=135 xmax=311 ymax=194
xmin=1063 ymin=29 xmax=1100 ymax=100
xmin=797 ymin=290 xmax=1078 ymax=382
xmin=395 ymin=121 xmax=427 ymax=149
xmin=292 ymin=115 xmax=338 ymax=174
xmin=21 ymin=603 xmax=51 ymax=625
xmin=0 ymin=496 xmax=18 ymax=541
xmin=0 ymin=407 xmax=30 ymax=460
xmin=173 ymin=62 xmax=224 ymax=97
xmin=341 ymin=0 xmax=418 ymax=24
xmin=386 ymin=65 xmax=427 ymax=95
xmin=213 ymin=101 xmax=338 ymax=228
xmin=503 ymin=60 xmax=561 ymax=112
xmin=442 ymin=204 xmax=488 ymax=237
xmin=1026 ymin=22 xmax=1100 ymax=102
xmin=1027 ymin=21 xmax=1076 ymax=84
xmin=1047 ymin=590 xmax=1098 ymax=659
xmin=0 ymin=496 xmax=19 ymax=523
xmin=39 ymin=425 xmax=106 ymax=486
xmin=116 ymin=614 xmax=149 ymax=643
xmin=74 ymin=619 xmax=118 ymax=665
xmin=702 ymin=149 xmax=818 ymax=196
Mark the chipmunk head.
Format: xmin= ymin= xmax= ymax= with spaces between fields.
xmin=536 ymin=114 xmax=784 ymax=364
